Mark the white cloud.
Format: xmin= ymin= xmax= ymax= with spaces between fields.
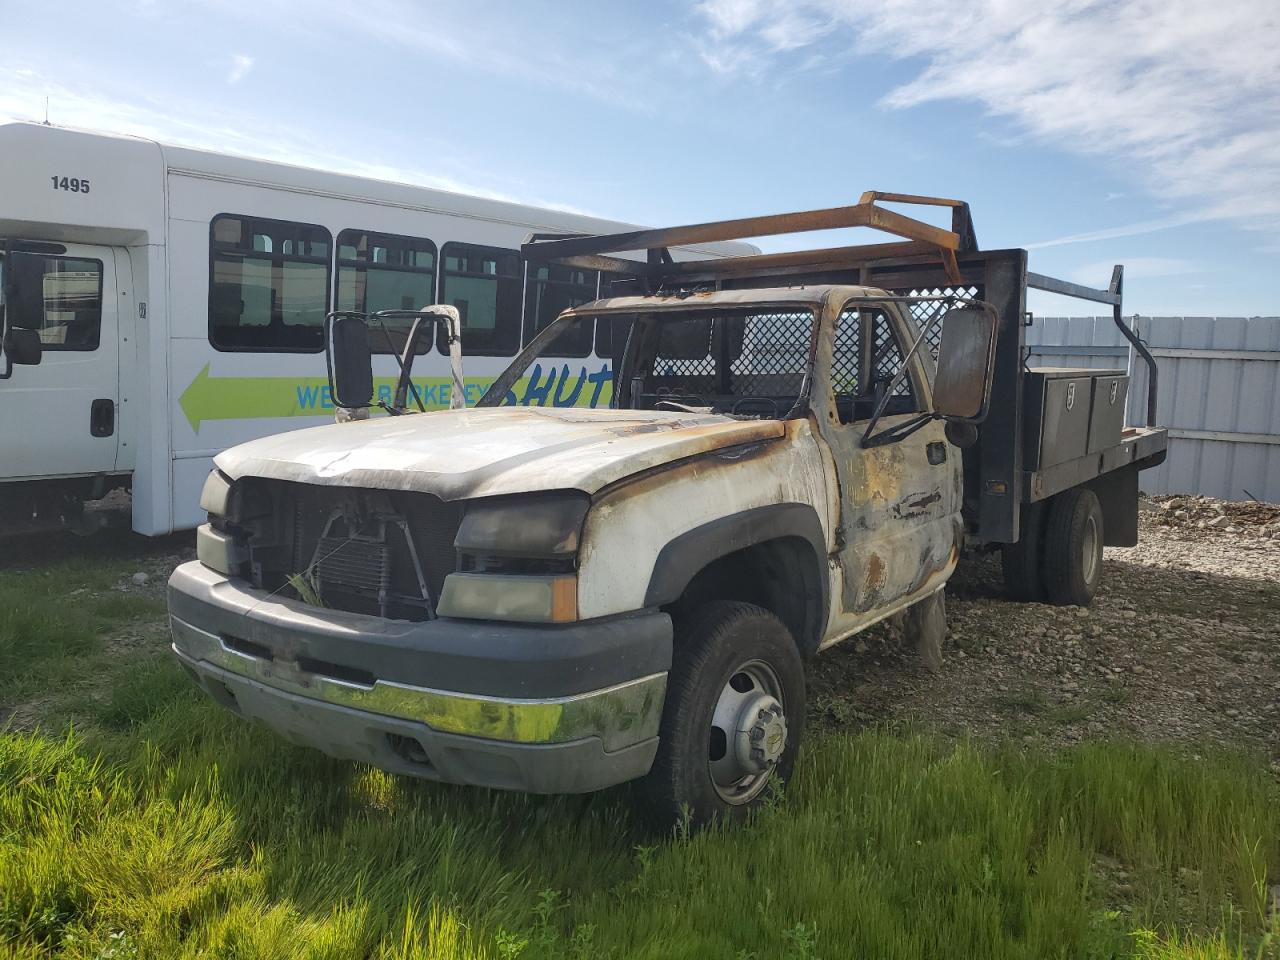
xmin=1069 ymin=256 xmax=1197 ymax=285
xmin=227 ymin=54 xmax=253 ymax=84
xmin=693 ymin=0 xmax=1280 ymax=236
xmin=0 ymin=67 xmax=527 ymax=205
xmin=1024 ymin=212 xmax=1208 ymax=249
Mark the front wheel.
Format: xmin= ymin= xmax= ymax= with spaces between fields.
xmin=639 ymin=601 xmax=806 ymax=828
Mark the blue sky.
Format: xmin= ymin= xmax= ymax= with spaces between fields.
xmin=2 ymin=0 xmax=1277 ymax=317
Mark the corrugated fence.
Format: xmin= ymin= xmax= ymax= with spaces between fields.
xmin=1026 ymin=316 xmax=1280 ymax=503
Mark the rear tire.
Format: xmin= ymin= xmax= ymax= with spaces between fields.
xmin=639 ymin=601 xmax=805 ymax=829
xmin=1001 ymin=501 xmax=1046 ymax=602
xmin=1042 ymin=488 xmax=1104 ymax=606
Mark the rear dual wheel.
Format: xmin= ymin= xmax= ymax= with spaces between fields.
xmin=639 ymin=601 xmax=805 ymax=828
xmin=1001 ymin=488 xmax=1104 ymax=606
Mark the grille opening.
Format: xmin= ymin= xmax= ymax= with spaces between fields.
xmin=223 ymin=635 xmax=274 ymax=661
xmin=233 ymin=481 xmax=464 ymax=623
xmin=297 ymin=656 xmax=376 ymax=688
xmin=387 ymin=733 xmax=431 ymax=767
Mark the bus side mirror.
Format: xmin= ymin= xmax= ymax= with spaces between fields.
xmin=933 ymin=307 xmax=997 ymax=425
xmin=326 ymin=315 xmax=374 ymax=409
xmin=4 ymin=326 xmax=43 ymax=365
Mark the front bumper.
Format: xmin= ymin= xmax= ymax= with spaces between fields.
xmin=168 ymin=561 xmax=671 ymax=793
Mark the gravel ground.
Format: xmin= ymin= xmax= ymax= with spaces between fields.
xmin=809 ymin=497 xmax=1280 ymax=763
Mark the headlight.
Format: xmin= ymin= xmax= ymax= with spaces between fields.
xmin=200 ymin=469 xmax=233 ymax=516
xmin=196 ymin=523 xmax=245 ymax=576
xmin=454 ymin=492 xmax=588 ymax=557
xmin=438 ymin=492 xmax=588 ymax=622
xmin=437 ymin=573 xmax=577 ymax=623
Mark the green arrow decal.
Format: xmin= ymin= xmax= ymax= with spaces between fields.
xmin=180 ymin=362 xmax=614 ymax=433
xmin=181 ymin=364 xmax=312 ymax=432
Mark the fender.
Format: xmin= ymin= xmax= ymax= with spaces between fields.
xmin=643 ymin=502 xmax=829 ymax=651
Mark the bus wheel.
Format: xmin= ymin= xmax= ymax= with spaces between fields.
xmin=1042 ymin=488 xmax=1104 ymax=607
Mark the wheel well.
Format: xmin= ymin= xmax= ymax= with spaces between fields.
xmin=667 ymin=537 xmax=825 ymax=657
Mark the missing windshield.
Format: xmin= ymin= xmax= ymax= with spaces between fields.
xmin=480 ymin=307 xmax=816 ymax=420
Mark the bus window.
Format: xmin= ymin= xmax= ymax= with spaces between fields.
xmin=437 ymin=242 xmax=521 ymax=357
xmin=523 ymin=262 xmax=597 ymax=357
xmin=336 ymin=230 xmax=436 ymax=354
xmin=593 ymin=271 xmax=633 ymax=365
xmin=209 ymin=214 xmax=331 ymax=352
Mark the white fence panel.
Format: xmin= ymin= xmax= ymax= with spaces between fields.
xmin=1027 ymin=316 xmax=1280 ymax=503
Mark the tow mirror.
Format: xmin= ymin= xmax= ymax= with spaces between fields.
xmin=325 ymin=315 xmax=374 ymax=409
xmin=933 ymin=307 xmax=998 ymax=424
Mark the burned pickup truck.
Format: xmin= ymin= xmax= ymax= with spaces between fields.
xmin=168 ymin=193 xmax=1167 ymax=824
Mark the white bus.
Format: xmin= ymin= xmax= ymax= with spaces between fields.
xmin=0 ymin=122 xmax=752 ymax=536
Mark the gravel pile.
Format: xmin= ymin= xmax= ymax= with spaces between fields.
xmin=1146 ymin=494 xmax=1280 ymax=538
xmin=809 ymin=498 xmax=1280 ymax=763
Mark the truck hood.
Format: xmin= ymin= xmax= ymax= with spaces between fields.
xmin=214 ymin=407 xmax=784 ymax=500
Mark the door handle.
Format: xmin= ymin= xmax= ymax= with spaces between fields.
xmin=90 ymin=398 xmax=115 ymax=438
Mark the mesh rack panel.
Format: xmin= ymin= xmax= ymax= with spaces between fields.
xmin=892 ymin=286 xmax=981 ymax=360
xmin=651 ymin=311 xmax=814 ymax=407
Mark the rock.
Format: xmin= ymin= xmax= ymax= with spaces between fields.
xmin=1209 ymin=516 xmax=1231 ymax=530
xmin=131 ymin=571 xmax=150 ymax=585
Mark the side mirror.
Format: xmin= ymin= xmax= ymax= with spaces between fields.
xmin=325 ymin=315 xmax=374 ymax=409
xmin=4 ymin=326 xmax=43 ymax=366
xmin=933 ymin=307 xmax=998 ymax=423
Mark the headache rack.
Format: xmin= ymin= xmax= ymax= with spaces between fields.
xmin=521 ymin=191 xmax=1167 ymax=544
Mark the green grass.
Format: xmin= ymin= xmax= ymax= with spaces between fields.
xmin=2 ymin=554 xmax=1279 ymax=958
xmin=3 ymin=711 xmax=1278 ymax=959
xmin=0 ymin=553 xmax=165 ymax=715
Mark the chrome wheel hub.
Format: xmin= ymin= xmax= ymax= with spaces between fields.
xmin=709 ymin=660 xmax=788 ymax=804
xmin=1083 ymin=513 xmax=1100 ymax=583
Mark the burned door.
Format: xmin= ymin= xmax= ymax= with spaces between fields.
xmin=813 ymin=298 xmax=962 ymax=643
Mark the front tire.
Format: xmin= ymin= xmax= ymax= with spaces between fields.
xmin=639 ymin=601 xmax=805 ymax=828
xmin=1042 ymin=488 xmax=1105 ymax=606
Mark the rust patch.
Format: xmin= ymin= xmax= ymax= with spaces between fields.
xmin=851 ymin=445 xmax=906 ymax=507
xmin=865 ymin=553 xmax=887 ymax=592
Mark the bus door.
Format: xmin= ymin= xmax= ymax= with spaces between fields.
xmin=0 ymin=243 xmax=123 ymax=481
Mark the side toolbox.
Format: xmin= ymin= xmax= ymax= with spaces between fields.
xmin=1023 ymin=368 xmax=1094 ymax=470
xmin=1088 ymin=374 xmax=1129 ymax=453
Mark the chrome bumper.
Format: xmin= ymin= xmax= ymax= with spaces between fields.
xmin=170 ymin=615 xmax=665 ymax=752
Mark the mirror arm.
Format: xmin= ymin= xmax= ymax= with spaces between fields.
xmin=861 ymin=412 xmax=935 ymax=449
xmin=391 ymin=315 xmax=428 ymax=413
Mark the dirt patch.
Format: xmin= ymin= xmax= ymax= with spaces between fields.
xmin=809 ymin=499 xmax=1280 ymax=767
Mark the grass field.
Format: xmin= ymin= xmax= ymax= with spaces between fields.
xmin=2 ymin=545 xmax=1278 ymax=959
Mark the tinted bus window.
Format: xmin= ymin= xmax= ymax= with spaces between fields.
xmin=337 ymin=230 xmax=436 ymax=354
xmin=523 ymin=263 xmax=597 ymax=357
xmin=209 ymin=215 xmax=331 ymax=352
xmin=438 ymin=242 xmax=521 ymax=356
xmin=593 ymin=271 xmax=633 ymax=364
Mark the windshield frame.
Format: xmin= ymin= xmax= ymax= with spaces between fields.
xmin=477 ymin=299 xmax=823 ymax=418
